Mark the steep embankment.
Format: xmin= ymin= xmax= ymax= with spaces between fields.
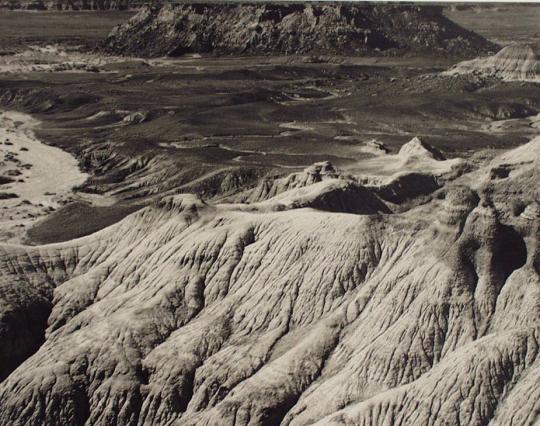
xmin=104 ymin=3 xmax=497 ymax=57
xmin=446 ymin=43 xmax=540 ymax=82
xmin=0 ymin=137 xmax=537 ymax=425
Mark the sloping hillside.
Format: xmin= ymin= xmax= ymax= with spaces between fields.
xmin=104 ymin=3 xmax=497 ymax=57
xmin=0 ymin=137 xmax=537 ymax=425
xmin=446 ymin=43 xmax=540 ymax=82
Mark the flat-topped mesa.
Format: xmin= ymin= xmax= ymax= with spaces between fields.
xmin=446 ymin=43 xmax=540 ymax=82
xmin=103 ymin=3 xmax=497 ymax=57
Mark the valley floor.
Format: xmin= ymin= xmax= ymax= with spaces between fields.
xmin=0 ymin=110 xmax=87 ymax=242
xmin=1 ymin=45 xmax=539 ymax=243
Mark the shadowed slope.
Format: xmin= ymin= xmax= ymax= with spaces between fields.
xmin=0 ymin=140 xmax=537 ymax=425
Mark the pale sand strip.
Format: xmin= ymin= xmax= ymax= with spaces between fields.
xmin=0 ymin=110 xmax=88 ymax=243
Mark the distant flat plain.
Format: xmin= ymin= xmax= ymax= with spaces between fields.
xmin=0 ymin=10 xmax=135 ymax=51
xmin=446 ymin=4 xmax=540 ymax=46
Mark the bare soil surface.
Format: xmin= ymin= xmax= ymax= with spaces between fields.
xmin=0 ymin=110 xmax=88 ymax=242
xmin=0 ymin=9 xmax=539 ymax=244
xmin=0 ymin=8 xmax=539 ymax=426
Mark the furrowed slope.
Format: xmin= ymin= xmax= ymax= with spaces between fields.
xmin=446 ymin=43 xmax=540 ymax=82
xmin=103 ymin=3 xmax=497 ymax=58
xmin=0 ymin=139 xmax=537 ymax=425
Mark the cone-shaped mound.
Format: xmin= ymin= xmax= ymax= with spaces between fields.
xmin=398 ymin=137 xmax=446 ymax=161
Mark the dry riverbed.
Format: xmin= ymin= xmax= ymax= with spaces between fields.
xmin=0 ymin=110 xmax=88 ymax=243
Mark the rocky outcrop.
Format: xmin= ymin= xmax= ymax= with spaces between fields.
xmin=235 ymin=161 xmax=340 ymax=203
xmin=0 ymin=138 xmax=537 ymax=425
xmin=446 ymin=43 xmax=540 ymax=82
xmin=103 ymin=3 xmax=497 ymax=57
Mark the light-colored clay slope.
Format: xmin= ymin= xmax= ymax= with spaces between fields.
xmin=0 ymin=138 xmax=537 ymax=425
xmin=495 ymin=134 xmax=540 ymax=167
xmin=345 ymin=136 xmax=466 ymax=182
xmin=446 ymin=44 xmax=540 ymax=82
xmin=232 ymin=138 xmax=466 ymax=208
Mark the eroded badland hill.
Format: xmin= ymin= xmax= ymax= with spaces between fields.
xmin=0 ymin=3 xmax=539 ymax=425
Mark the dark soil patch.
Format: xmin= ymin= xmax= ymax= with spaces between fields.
xmin=0 ymin=176 xmax=15 ymax=185
xmin=0 ymin=192 xmax=18 ymax=199
xmin=25 ymin=201 xmax=143 ymax=244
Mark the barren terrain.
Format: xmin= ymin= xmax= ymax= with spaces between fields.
xmin=0 ymin=3 xmax=538 ymax=426
xmin=2 ymin=44 xmax=539 ymax=243
xmin=0 ymin=110 xmax=88 ymax=242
